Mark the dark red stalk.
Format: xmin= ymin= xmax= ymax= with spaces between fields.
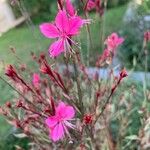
xmin=50 ymin=97 xmax=55 ymax=115
xmin=5 ymin=65 xmax=33 ymax=92
xmin=16 ymin=74 xmax=33 ymax=92
xmin=42 ymin=60 xmax=68 ymax=94
xmin=57 ymin=0 xmax=63 ymax=10
xmin=84 ymin=0 xmax=89 ymax=11
xmin=53 ymin=71 xmax=68 ymax=93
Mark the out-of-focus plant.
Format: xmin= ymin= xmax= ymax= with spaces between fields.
xmin=118 ymin=1 xmax=150 ymax=71
xmin=138 ymin=0 xmax=150 ymax=14
xmin=107 ymin=0 xmax=130 ymax=8
xmin=9 ymin=0 xmax=57 ymax=22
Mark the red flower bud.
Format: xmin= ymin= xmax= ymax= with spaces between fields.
xmin=5 ymin=101 xmax=11 ymax=108
xmin=40 ymin=53 xmax=46 ymax=60
xmin=5 ymin=65 xmax=17 ymax=81
xmin=83 ymin=114 xmax=93 ymax=124
xmin=16 ymin=100 xmax=23 ymax=108
xmin=96 ymin=91 xmax=100 ymax=100
xmin=40 ymin=65 xmax=48 ymax=74
xmin=120 ymin=69 xmax=128 ymax=79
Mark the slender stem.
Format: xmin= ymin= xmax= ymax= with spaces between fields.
xmin=100 ymin=0 xmax=107 ymax=50
xmin=18 ymin=0 xmax=42 ymax=51
xmin=0 ymin=76 xmax=41 ymax=112
xmin=21 ymin=106 xmax=46 ymax=118
xmin=103 ymin=115 xmax=116 ymax=150
xmin=80 ymin=0 xmax=93 ymax=66
xmin=72 ymin=56 xmax=84 ymax=114
xmin=143 ymin=49 xmax=148 ymax=107
xmin=0 ymin=76 xmax=30 ymax=104
xmin=94 ymin=78 xmax=121 ymax=124
xmin=85 ymin=18 xmax=92 ymax=66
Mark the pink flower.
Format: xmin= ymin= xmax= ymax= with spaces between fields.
xmin=40 ymin=3 xmax=88 ymax=57
xmin=86 ymin=0 xmax=96 ymax=11
xmin=86 ymin=0 xmax=103 ymax=16
xmin=45 ymin=102 xmax=75 ymax=141
xmin=104 ymin=33 xmax=124 ymax=55
xmin=144 ymin=31 xmax=150 ymax=42
xmin=32 ymin=73 xmax=40 ymax=88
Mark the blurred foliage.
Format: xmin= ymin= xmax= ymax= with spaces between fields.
xmin=10 ymin=0 xmax=57 ymax=23
xmin=138 ymin=0 xmax=150 ymax=14
xmin=110 ymin=79 xmax=145 ymax=149
xmin=107 ymin=0 xmax=130 ymax=8
xmin=9 ymin=0 xmax=130 ymax=23
xmin=118 ymin=1 xmax=150 ymax=71
xmin=22 ymin=0 xmax=57 ymax=23
xmin=0 ymin=130 xmax=29 ymax=150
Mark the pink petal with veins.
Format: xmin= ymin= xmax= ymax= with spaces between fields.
xmin=68 ymin=17 xmax=83 ymax=35
xmin=39 ymin=23 xmax=60 ymax=38
xmin=50 ymin=123 xmax=65 ymax=141
xmin=66 ymin=0 xmax=75 ymax=16
xmin=49 ymin=39 xmax=64 ymax=58
xmin=55 ymin=10 xmax=69 ymax=33
xmin=45 ymin=117 xmax=58 ymax=128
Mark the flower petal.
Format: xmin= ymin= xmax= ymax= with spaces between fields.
xmin=117 ymin=37 xmax=124 ymax=45
xmin=56 ymin=102 xmax=66 ymax=115
xmin=55 ymin=10 xmax=69 ymax=33
xmin=86 ymin=0 xmax=96 ymax=11
xmin=56 ymin=102 xmax=75 ymax=120
xmin=45 ymin=117 xmax=58 ymax=128
xmin=32 ymin=73 xmax=40 ymax=87
xmin=105 ymin=33 xmax=124 ymax=51
xmin=66 ymin=0 xmax=75 ymax=16
xmin=64 ymin=105 xmax=75 ymax=119
xmin=68 ymin=16 xmax=83 ymax=35
xmin=49 ymin=39 xmax=64 ymax=57
xmin=50 ymin=123 xmax=65 ymax=141
xmin=39 ymin=23 xmax=60 ymax=38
